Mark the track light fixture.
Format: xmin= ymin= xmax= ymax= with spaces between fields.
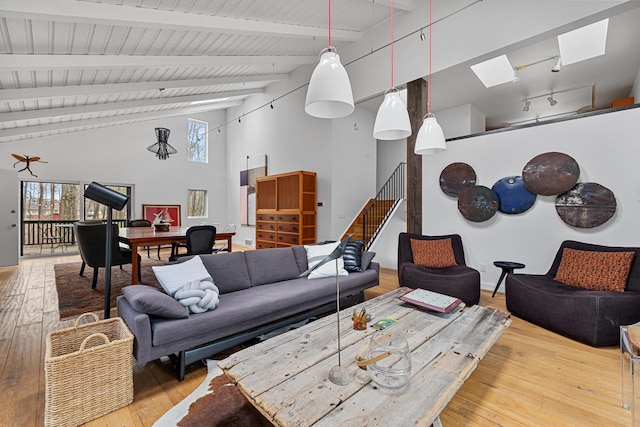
xmin=551 ymin=56 xmax=562 ymax=72
xmin=523 ymin=99 xmax=531 ymax=112
xmin=547 ymin=94 xmax=558 ymax=106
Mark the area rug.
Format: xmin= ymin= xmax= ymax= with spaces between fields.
xmin=54 ymin=258 xmax=165 ymax=319
xmin=153 ymin=360 xmax=271 ymax=427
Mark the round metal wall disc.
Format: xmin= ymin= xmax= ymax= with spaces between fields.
xmin=457 ymin=185 xmax=499 ymax=222
xmin=491 ymin=176 xmax=537 ymax=214
xmin=439 ymin=163 xmax=477 ymax=197
xmin=555 ymin=182 xmax=616 ymax=228
xmin=522 ymin=152 xmax=580 ymax=196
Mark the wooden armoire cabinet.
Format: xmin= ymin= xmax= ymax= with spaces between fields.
xmin=255 ymin=170 xmax=316 ymax=249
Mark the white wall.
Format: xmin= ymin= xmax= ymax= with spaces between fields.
xmin=632 ymin=63 xmax=640 ymax=102
xmin=224 ymin=70 xmax=378 ymax=246
xmin=420 ymin=107 xmax=640 ymax=292
xmin=437 ymin=104 xmax=486 ymax=139
xmin=0 ymin=111 xmax=228 ymax=228
xmin=377 ymin=139 xmax=407 ymax=190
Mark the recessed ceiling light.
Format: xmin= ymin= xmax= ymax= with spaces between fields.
xmin=470 ymin=55 xmax=516 ymax=88
xmin=558 ymin=19 xmax=608 ymax=66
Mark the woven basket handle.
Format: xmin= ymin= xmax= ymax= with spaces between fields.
xmin=74 ymin=312 xmax=99 ymax=328
xmin=80 ymin=333 xmax=110 ymax=351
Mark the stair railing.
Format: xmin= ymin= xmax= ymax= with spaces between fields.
xmin=362 ymin=162 xmax=406 ymax=249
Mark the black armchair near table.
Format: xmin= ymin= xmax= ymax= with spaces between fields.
xmin=169 ymin=225 xmax=217 ymax=261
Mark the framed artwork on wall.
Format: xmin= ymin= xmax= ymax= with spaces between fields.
xmin=240 ymin=154 xmax=267 ymax=225
xmin=142 ymin=204 xmax=181 ymax=226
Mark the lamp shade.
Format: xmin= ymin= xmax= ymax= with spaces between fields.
xmin=373 ymin=89 xmax=412 ymax=140
xmin=414 ymin=113 xmax=446 ymax=155
xmin=84 ymin=182 xmax=129 ymax=211
xmin=305 ymin=47 xmax=354 ymax=119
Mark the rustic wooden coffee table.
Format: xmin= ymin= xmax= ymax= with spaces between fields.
xmin=219 ymin=287 xmax=511 ymax=426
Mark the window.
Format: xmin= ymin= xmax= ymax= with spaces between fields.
xmin=187 ymin=119 xmax=207 ymax=163
xmin=83 ymin=184 xmax=131 ymax=222
xmin=188 ymin=189 xmax=207 ymax=217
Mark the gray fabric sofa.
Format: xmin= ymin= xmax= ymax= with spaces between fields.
xmin=117 ymin=245 xmax=379 ymax=380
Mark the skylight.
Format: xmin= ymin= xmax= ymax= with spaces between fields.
xmin=558 ymin=19 xmax=609 ymax=66
xmin=470 ymin=55 xmax=516 ymax=88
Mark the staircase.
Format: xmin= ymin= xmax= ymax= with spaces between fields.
xmin=342 ymin=162 xmax=406 ymax=249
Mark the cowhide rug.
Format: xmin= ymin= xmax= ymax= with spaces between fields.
xmin=153 ymin=360 xmax=271 ymax=427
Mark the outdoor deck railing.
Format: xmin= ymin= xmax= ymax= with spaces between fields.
xmin=21 ymin=219 xmax=128 ymax=255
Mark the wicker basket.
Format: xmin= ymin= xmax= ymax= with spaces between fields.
xmin=45 ymin=313 xmax=134 ymax=427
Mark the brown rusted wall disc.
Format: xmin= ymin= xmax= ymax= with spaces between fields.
xmin=555 ymin=182 xmax=616 ymax=228
xmin=522 ymin=152 xmax=580 ymax=196
xmin=439 ymin=163 xmax=477 ymax=197
xmin=440 ymin=162 xmax=476 ymax=197
xmin=457 ymin=185 xmax=499 ymax=222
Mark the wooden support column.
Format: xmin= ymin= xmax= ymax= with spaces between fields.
xmin=406 ymin=78 xmax=427 ymax=234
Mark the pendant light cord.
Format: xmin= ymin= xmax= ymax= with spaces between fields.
xmin=391 ymin=0 xmax=394 ymax=88
xmin=328 ymin=0 xmax=332 ymax=47
xmin=429 ymin=0 xmax=433 ymax=113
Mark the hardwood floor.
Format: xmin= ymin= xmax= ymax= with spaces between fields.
xmin=0 ymin=253 xmax=631 ymax=426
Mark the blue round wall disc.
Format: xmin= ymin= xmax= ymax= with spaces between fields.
xmin=492 ymin=176 xmax=537 ymax=214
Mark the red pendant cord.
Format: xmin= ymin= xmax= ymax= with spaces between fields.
xmin=391 ymin=0 xmax=394 ymax=88
xmin=429 ymin=0 xmax=433 ymax=113
xmin=328 ymin=0 xmax=332 ymax=47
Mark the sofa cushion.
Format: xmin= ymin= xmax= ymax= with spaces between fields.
xmin=197 ymin=252 xmax=252 ymax=294
xmin=344 ymin=240 xmax=365 ymax=272
xmin=304 ymin=241 xmax=348 ymax=279
xmin=152 ymin=256 xmax=212 ymax=295
xmin=122 ymin=284 xmax=188 ymax=319
xmin=554 ymin=248 xmax=635 ymax=292
xmin=291 ymin=245 xmax=309 ymax=275
xmin=244 ymin=247 xmax=301 ymax=286
xmin=410 ymin=238 xmax=457 ymax=268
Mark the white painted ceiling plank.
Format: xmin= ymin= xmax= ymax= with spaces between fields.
xmin=0 ymin=88 xmax=261 ymax=122
xmin=0 ymin=74 xmax=287 ymax=101
xmin=0 ymin=0 xmax=362 ymax=41
xmin=0 ymin=54 xmax=316 ymax=69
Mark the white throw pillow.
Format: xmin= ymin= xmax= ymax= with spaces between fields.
xmin=152 ymin=256 xmax=212 ymax=296
xmin=304 ymin=241 xmax=349 ymax=279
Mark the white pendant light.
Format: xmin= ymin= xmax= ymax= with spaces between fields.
xmin=373 ymin=0 xmax=411 ymax=140
xmin=415 ymin=0 xmax=446 ymax=155
xmin=415 ymin=113 xmax=446 ymax=155
xmin=305 ymin=0 xmax=354 ymax=119
xmin=374 ymin=88 xmax=411 ymax=139
xmin=305 ymin=46 xmax=354 ymax=119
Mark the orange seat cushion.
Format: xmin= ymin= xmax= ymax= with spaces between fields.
xmin=410 ymin=238 xmax=457 ymax=268
xmin=554 ymin=248 xmax=634 ymax=292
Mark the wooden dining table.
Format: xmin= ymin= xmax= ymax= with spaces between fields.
xmin=118 ymin=226 xmax=236 ymax=284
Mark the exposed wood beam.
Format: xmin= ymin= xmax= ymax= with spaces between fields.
xmin=0 ymin=101 xmax=242 ymax=140
xmin=0 ymin=74 xmax=287 ymax=101
xmin=0 ymin=0 xmax=362 ymax=41
xmin=406 ymin=78 xmax=427 ymax=234
xmin=0 ymin=55 xmax=316 ymax=70
xmin=0 ymin=89 xmax=261 ymax=123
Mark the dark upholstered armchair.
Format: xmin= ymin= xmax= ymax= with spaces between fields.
xmin=74 ymin=221 xmax=141 ymax=288
xmin=398 ymin=232 xmax=480 ymax=306
xmin=169 ymin=225 xmax=217 ymax=261
xmin=506 ymin=240 xmax=640 ymax=347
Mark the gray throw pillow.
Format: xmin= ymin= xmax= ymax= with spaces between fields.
xmin=343 ymin=240 xmax=365 ymax=272
xmin=122 ymin=285 xmax=189 ymax=319
xmin=362 ymin=252 xmax=376 ymax=270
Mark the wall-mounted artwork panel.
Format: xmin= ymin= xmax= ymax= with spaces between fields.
xmin=240 ymin=154 xmax=267 ymax=226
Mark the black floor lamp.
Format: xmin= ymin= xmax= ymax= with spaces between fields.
xmin=84 ymin=182 xmax=130 ymax=319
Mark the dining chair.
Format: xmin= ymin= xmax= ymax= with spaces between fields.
xmin=127 ymin=219 xmax=161 ymax=259
xmin=74 ymin=221 xmax=141 ymax=288
xmin=169 ymin=225 xmax=217 ymax=261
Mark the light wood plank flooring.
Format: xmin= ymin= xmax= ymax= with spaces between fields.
xmin=0 ymin=252 xmax=632 ymax=426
